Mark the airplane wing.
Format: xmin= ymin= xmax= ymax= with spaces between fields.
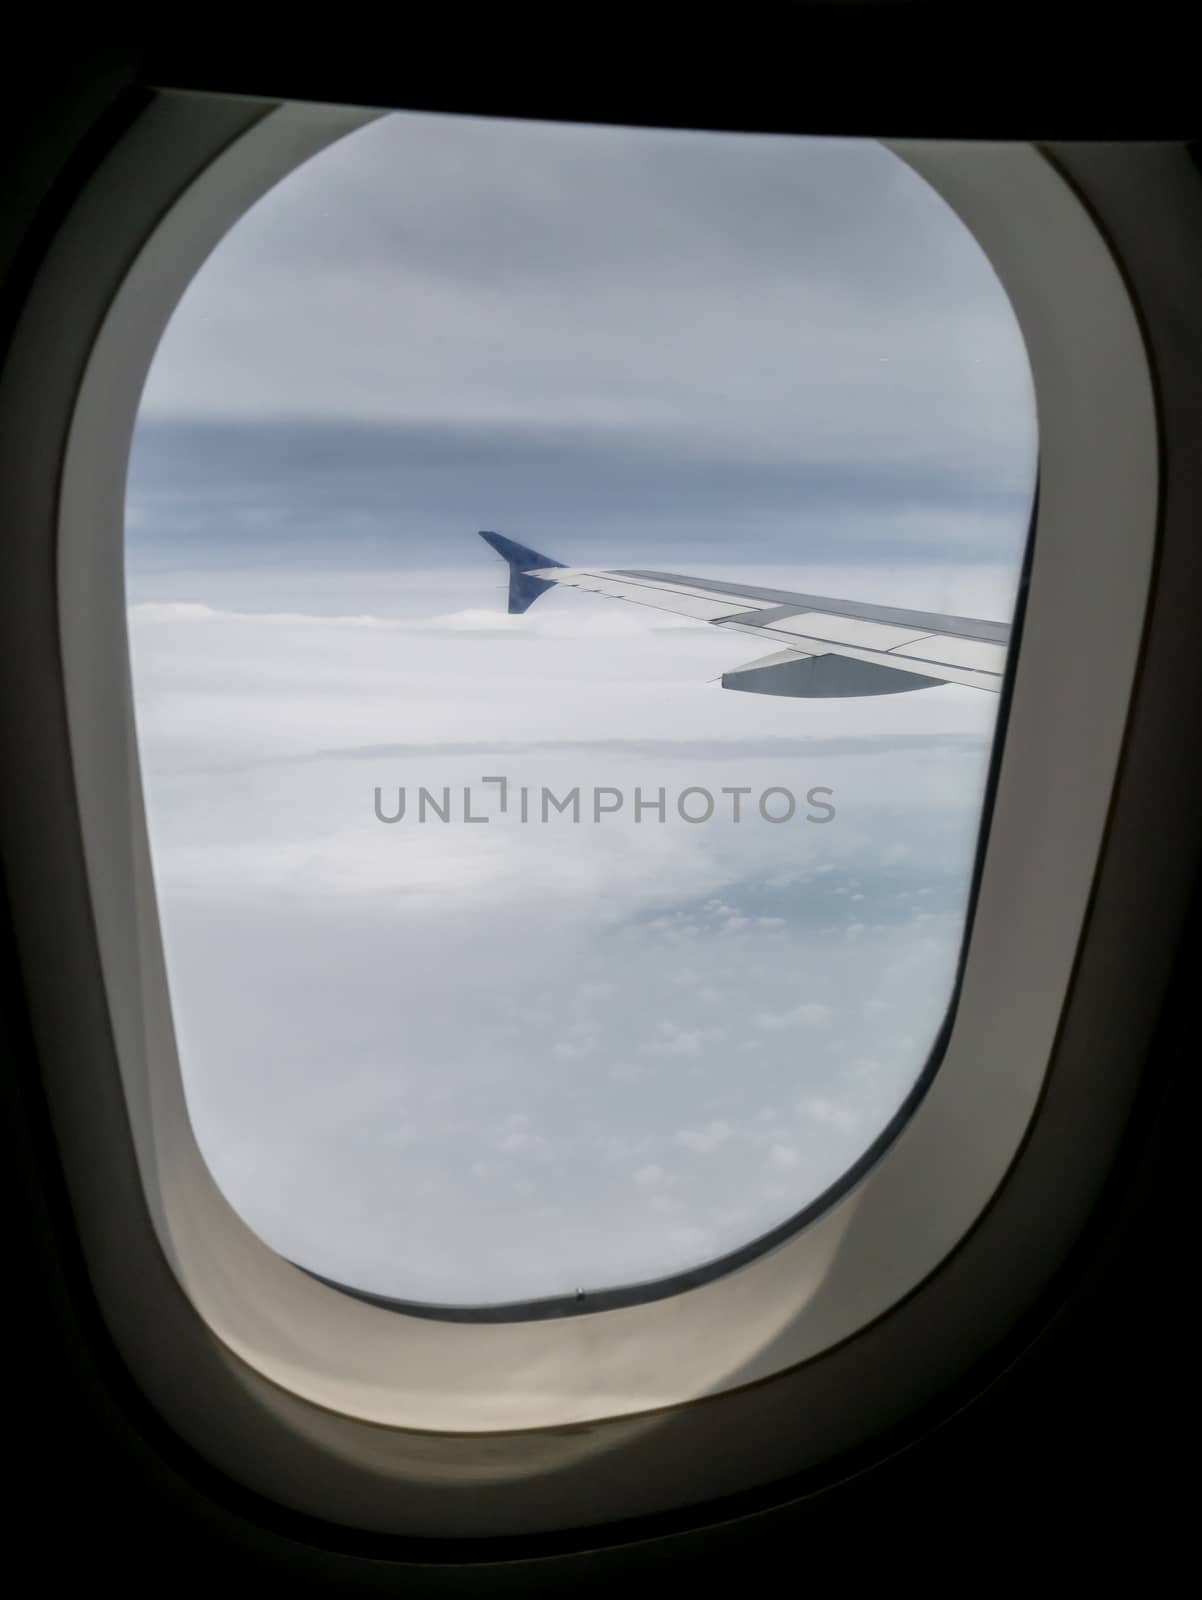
xmin=479 ymin=531 xmax=1010 ymax=699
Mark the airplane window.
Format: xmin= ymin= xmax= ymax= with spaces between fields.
xmin=125 ymin=112 xmax=1037 ymax=1310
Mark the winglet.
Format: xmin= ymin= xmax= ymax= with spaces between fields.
xmin=479 ymin=531 xmax=565 ymax=615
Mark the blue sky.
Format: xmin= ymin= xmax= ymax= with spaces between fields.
xmin=126 ymin=110 xmax=1036 ymax=1304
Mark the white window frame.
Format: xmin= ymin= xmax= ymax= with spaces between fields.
xmin=0 ymin=92 xmax=1171 ymax=1537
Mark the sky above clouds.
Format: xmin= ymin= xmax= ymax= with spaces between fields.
xmin=126 ymin=110 xmax=1037 ymax=1305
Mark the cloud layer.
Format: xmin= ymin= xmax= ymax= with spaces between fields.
xmin=133 ymin=583 xmax=994 ymax=1303
xmin=139 ymin=111 xmax=1036 ymax=484
xmin=126 ymin=112 xmax=1035 ymax=1305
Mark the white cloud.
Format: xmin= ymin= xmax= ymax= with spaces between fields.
xmin=799 ymin=1098 xmax=861 ymax=1134
xmin=553 ymin=1020 xmax=602 ymax=1060
xmin=754 ymin=1001 xmax=833 ymax=1031
xmin=130 ymin=571 xmax=980 ymax=1299
xmin=639 ymin=1021 xmax=727 ymax=1059
xmin=493 ymin=1113 xmax=551 ymax=1157
xmin=675 ymin=1121 xmax=736 ymax=1156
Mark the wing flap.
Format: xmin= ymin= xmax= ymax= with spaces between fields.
xmin=731 ymin=623 xmax=1004 ymax=689
xmin=888 ymin=635 xmax=1009 ymax=674
xmin=740 ymin=610 xmax=936 ymax=651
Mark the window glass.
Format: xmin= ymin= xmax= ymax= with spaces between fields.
xmin=126 ymin=113 xmax=1037 ymax=1307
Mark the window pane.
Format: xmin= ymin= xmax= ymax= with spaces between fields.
xmin=126 ymin=112 xmax=1037 ymax=1307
